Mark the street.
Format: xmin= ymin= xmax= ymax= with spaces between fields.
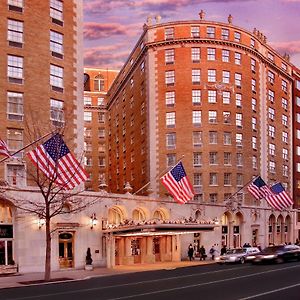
xmin=1 ymin=261 xmax=300 ymax=300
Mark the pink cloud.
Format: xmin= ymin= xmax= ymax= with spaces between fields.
xmin=270 ymin=40 xmax=300 ymax=55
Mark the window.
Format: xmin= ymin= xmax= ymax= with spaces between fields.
xmin=98 ymin=97 xmax=105 ymax=106
xmin=209 ymin=111 xmax=217 ymax=123
xmin=283 ymin=165 xmax=288 ymax=177
xmin=269 ymin=125 xmax=275 ymax=138
xmin=237 ymin=174 xmax=243 ymax=186
xmin=252 ymin=98 xmax=256 ymax=111
xmin=224 ymin=173 xmax=232 ymax=185
xmin=283 ymin=148 xmax=288 ymax=160
xmin=191 ymin=26 xmax=200 ymax=38
xmin=222 ymin=50 xmax=229 ymax=62
xmin=140 ymin=61 xmax=145 ymax=72
xmin=235 ymin=52 xmax=241 ymax=65
xmin=165 ymin=27 xmax=174 ymax=40
xmin=236 ymin=113 xmax=242 ymax=127
xmin=208 ymin=90 xmax=217 ymax=103
xmin=282 ymin=98 xmax=288 ymax=110
xmin=282 ymin=131 xmax=288 ymax=143
xmin=224 ymin=152 xmax=231 ymax=165
xmin=7 ymin=128 xmax=23 ymax=153
xmin=236 ymin=153 xmax=243 ymax=166
xmin=297 ymin=80 xmax=300 ymax=90
xmin=297 ymin=97 xmax=300 ymax=107
xmin=7 ymin=164 xmax=25 ymax=187
xmin=251 ymin=79 xmax=256 ymax=92
xmin=282 ymin=80 xmax=287 ymax=92
xmin=193 ymin=152 xmax=202 ymax=167
xmin=193 ymin=131 xmax=202 ymax=147
xmin=166 ymin=133 xmax=176 ymax=149
xmin=192 ymin=69 xmax=201 ymax=84
xmin=268 ymin=107 xmax=275 ymax=120
xmin=224 ymin=132 xmax=232 ymax=145
xmin=165 ymin=70 xmax=175 ymax=86
xmin=192 ymin=111 xmax=201 ymax=126
xmin=8 ymin=19 xmax=23 ymax=47
xmin=191 ymin=48 xmax=200 ymax=62
xmin=235 ymin=73 xmax=242 ymax=87
xmin=209 ymin=152 xmax=217 ymax=165
xmin=221 ymin=28 xmax=229 ymax=40
xmin=50 ymin=30 xmax=63 ymax=57
xmin=269 ymin=143 xmax=275 ymax=156
xmin=50 ymin=0 xmax=63 ymax=25
xmin=268 ymin=71 xmax=275 ymax=84
xmin=99 ymin=157 xmax=105 ymax=167
xmin=207 ymin=27 xmax=215 ymax=38
xmin=7 ymin=91 xmax=23 ymax=121
xmin=208 ymin=69 xmax=216 ymax=82
xmin=234 ymin=31 xmax=241 ymax=42
xmin=209 ymin=131 xmax=217 ymax=144
xmin=250 ymin=38 xmax=255 ymax=48
xmin=268 ymin=52 xmax=274 ymax=61
xmin=141 ymin=102 xmax=145 ymax=115
xmin=209 ymin=173 xmax=218 ymax=185
xmin=269 ymin=161 xmax=275 ymax=173
xmin=8 ymin=0 xmax=23 ymax=12
xmin=282 ymin=115 xmax=288 ymax=127
xmin=94 ymin=74 xmax=105 ymax=91
xmin=236 ymin=133 xmax=242 ymax=147
xmin=7 ymin=55 xmax=23 ymax=84
xmin=268 ymin=90 xmax=274 ymax=103
xmin=166 ymin=112 xmax=175 ymax=128
xmin=165 ymin=91 xmax=175 ymax=107
xmin=130 ymin=77 xmax=134 ymax=88
xmin=50 ymin=98 xmax=64 ymax=126
xmin=252 ymin=117 xmax=257 ymax=130
xmin=251 ymin=59 xmax=256 ymax=72
xmin=223 ymin=111 xmax=231 ymax=124
xmin=221 ymin=91 xmax=230 ymax=104
xmin=222 ymin=71 xmax=230 ymax=84
xmin=252 ymin=136 xmax=257 ymax=149
xmin=281 ymin=62 xmax=287 ymax=71
xmin=297 ymin=113 xmax=300 ymax=123
xmin=209 ymin=193 xmax=218 ymax=203
xmin=50 ymin=64 xmax=63 ymax=90
xmin=192 ymin=90 xmax=201 ymax=105
xmin=252 ymin=156 xmax=257 ymax=169
xmin=165 ymin=49 xmax=174 ymax=64
xmin=84 ymin=111 xmax=92 ymax=122
xmin=84 ymin=141 xmax=92 ymax=152
xmin=84 ymin=96 xmax=92 ymax=105
xmin=98 ymin=129 xmax=105 ymax=138
xmin=98 ymin=112 xmax=105 ymax=123
xmin=84 ymin=156 xmax=92 ymax=167
xmin=166 ymin=154 xmax=176 ymax=167
xmin=193 ymin=173 xmax=202 ymax=190
xmin=235 ymin=93 xmax=242 ymax=107
xmin=207 ymin=48 xmax=216 ymax=60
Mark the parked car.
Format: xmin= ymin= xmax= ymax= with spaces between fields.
xmin=252 ymin=244 xmax=300 ymax=264
xmin=216 ymin=247 xmax=260 ymax=264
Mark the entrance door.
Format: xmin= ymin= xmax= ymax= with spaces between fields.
xmin=153 ymin=237 xmax=160 ymax=262
xmin=115 ymin=238 xmax=121 ymax=265
xmin=59 ymin=232 xmax=74 ymax=268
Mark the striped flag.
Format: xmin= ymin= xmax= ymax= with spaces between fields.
xmin=161 ymin=161 xmax=194 ymax=204
xmin=247 ymin=176 xmax=272 ymax=200
xmin=0 ymin=139 xmax=11 ymax=158
xmin=27 ymin=134 xmax=88 ymax=190
xmin=266 ymin=183 xmax=293 ymax=211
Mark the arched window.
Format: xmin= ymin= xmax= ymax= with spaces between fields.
xmin=108 ymin=207 xmax=124 ymax=225
xmin=132 ymin=208 xmax=146 ymax=222
xmin=153 ymin=210 xmax=165 ymax=220
xmin=94 ymin=74 xmax=105 ymax=91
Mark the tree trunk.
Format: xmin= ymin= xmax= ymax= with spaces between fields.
xmin=44 ymin=208 xmax=51 ymax=281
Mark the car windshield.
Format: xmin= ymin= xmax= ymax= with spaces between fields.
xmin=261 ymin=246 xmax=285 ymax=254
xmin=226 ymin=249 xmax=244 ymax=254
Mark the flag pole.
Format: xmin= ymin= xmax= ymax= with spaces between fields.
xmin=133 ymin=155 xmax=185 ymax=195
xmin=0 ymin=131 xmax=55 ymax=164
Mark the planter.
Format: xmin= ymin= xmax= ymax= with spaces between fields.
xmin=85 ymin=264 xmax=93 ymax=271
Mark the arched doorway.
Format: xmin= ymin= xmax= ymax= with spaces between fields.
xmin=276 ymin=215 xmax=284 ymax=244
xmin=268 ymin=214 xmax=276 ymax=245
xmin=284 ymin=215 xmax=292 ymax=244
xmin=233 ymin=212 xmax=243 ymax=248
xmin=221 ymin=212 xmax=231 ymax=247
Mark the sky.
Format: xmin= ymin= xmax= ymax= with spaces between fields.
xmin=83 ymin=0 xmax=300 ymax=70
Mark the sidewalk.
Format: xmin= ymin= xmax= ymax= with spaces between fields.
xmin=0 ymin=260 xmax=214 ymax=289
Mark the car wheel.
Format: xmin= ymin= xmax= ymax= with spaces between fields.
xmin=240 ymin=257 xmax=245 ymax=264
xmin=276 ymin=257 xmax=284 ymax=264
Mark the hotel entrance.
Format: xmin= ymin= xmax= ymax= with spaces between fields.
xmin=59 ymin=232 xmax=74 ymax=268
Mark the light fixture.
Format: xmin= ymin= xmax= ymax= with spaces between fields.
xmin=38 ymin=217 xmax=46 ymax=229
xmin=213 ymin=217 xmax=220 ymax=225
xmin=90 ymin=213 xmax=98 ymax=229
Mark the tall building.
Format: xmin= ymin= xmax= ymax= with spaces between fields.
xmin=83 ymin=68 xmax=119 ymax=191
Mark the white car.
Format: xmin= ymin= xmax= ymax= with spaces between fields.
xmin=216 ymin=247 xmax=261 ymax=264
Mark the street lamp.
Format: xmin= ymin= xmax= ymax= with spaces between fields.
xmin=90 ymin=213 xmax=98 ymax=229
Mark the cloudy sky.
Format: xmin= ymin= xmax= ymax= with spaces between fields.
xmin=83 ymin=0 xmax=300 ymax=70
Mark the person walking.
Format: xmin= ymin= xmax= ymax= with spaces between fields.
xmin=188 ymin=244 xmax=194 ymax=261
xmin=220 ymin=245 xmax=227 ymax=256
xmin=199 ymin=245 xmax=206 ymax=260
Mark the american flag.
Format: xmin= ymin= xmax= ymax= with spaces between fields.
xmin=161 ymin=161 xmax=194 ymax=204
xmin=247 ymin=176 xmax=272 ymax=200
xmin=27 ymin=134 xmax=88 ymax=190
xmin=266 ymin=183 xmax=293 ymax=211
xmin=0 ymin=139 xmax=11 ymax=158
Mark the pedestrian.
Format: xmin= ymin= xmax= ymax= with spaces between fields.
xmin=209 ymin=245 xmax=217 ymax=260
xmin=199 ymin=245 xmax=206 ymax=260
xmin=188 ymin=243 xmax=194 ymax=261
xmin=220 ymin=245 xmax=227 ymax=255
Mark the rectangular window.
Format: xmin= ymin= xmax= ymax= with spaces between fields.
xmin=234 ymin=31 xmax=241 ymax=42
xmin=251 ymin=59 xmax=256 ymax=72
xmin=237 ymin=174 xmax=243 ymax=186
xmin=224 ymin=173 xmax=232 ymax=185
xmin=8 ymin=19 xmax=23 ymax=47
xmin=221 ymin=28 xmax=229 ymax=40
xmin=165 ymin=27 xmax=174 ymax=40
xmin=224 ymin=132 xmax=232 ymax=145
xmin=268 ymin=107 xmax=275 ymax=120
xmin=193 ymin=131 xmax=202 ymax=147
xmin=7 ymin=55 xmax=23 ymax=84
xmin=50 ymin=98 xmax=64 ymax=126
xmin=98 ymin=112 xmax=105 ymax=123
xmin=252 ymin=156 xmax=257 ymax=169
xmin=8 ymin=0 xmax=23 ymax=12
xmin=166 ymin=133 xmax=176 ymax=149
xmin=235 ymin=73 xmax=242 ymax=87
xmin=50 ymin=30 xmax=63 ymax=57
xmin=236 ymin=153 xmax=243 ymax=166
xmin=283 ymin=148 xmax=288 ymax=160
xmin=283 ymin=165 xmax=288 ymax=177
xmin=269 ymin=161 xmax=275 ymax=173
xmin=252 ymin=98 xmax=256 ymax=111
xmin=252 ymin=117 xmax=257 ymax=130
xmin=252 ymin=136 xmax=257 ymax=149
xmin=269 ymin=143 xmax=275 ymax=156
xmin=84 ymin=96 xmax=92 ymax=105
xmin=84 ymin=111 xmax=92 ymax=122
xmin=209 ymin=173 xmax=218 ymax=185
xmin=50 ymin=0 xmax=63 ymax=25
xmin=208 ymin=69 xmax=216 ymax=82
xmin=282 ymin=131 xmax=288 ymax=143
xmin=7 ymin=128 xmax=23 ymax=154
xmin=191 ymin=48 xmax=200 ymax=62
xmin=193 ymin=111 xmax=201 ymax=126
xmin=268 ymin=71 xmax=275 ymax=84
xmin=282 ymin=98 xmax=288 ymax=110
xmin=191 ymin=26 xmax=200 ymax=38
xmin=224 ymin=152 xmax=231 ymax=165
xmin=209 ymin=111 xmax=217 ymax=123
xmin=166 ymin=154 xmax=176 ymax=167
xmin=222 ymin=50 xmax=229 ymax=62
xmin=209 ymin=152 xmax=217 ymax=165
xmin=50 ymin=64 xmax=63 ymax=91
xmin=165 ymin=49 xmax=175 ymax=64
xmin=251 ymin=79 xmax=256 ymax=92
xmin=282 ymin=114 xmax=288 ymax=127
xmin=209 ymin=193 xmax=218 ymax=203
xmin=165 ymin=70 xmax=175 ymax=86
xmin=7 ymin=91 xmax=23 ymax=121
xmin=236 ymin=133 xmax=243 ymax=147
xmin=235 ymin=52 xmax=241 ymax=65
xmin=209 ymin=131 xmax=217 ymax=144
xmin=236 ymin=113 xmax=242 ymax=127
xmin=165 ymin=91 xmax=175 ymax=107
xmin=98 ymin=129 xmax=105 ymax=138
xmin=235 ymin=93 xmax=242 ymax=107
xmin=192 ymin=69 xmax=201 ymax=84
xmin=222 ymin=71 xmax=230 ymax=83
xmin=193 ymin=173 xmax=202 ymax=189
xmin=193 ymin=152 xmax=202 ymax=167
xmin=207 ymin=48 xmax=216 ymax=61
xmin=268 ymin=52 xmax=274 ymax=61
xmin=297 ymin=113 xmax=300 ymax=123
xmin=166 ymin=112 xmax=176 ymax=128
xmin=282 ymin=80 xmax=287 ymax=92
xmin=192 ymin=90 xmax=201 ymax=105
xmin=207 ymin=27 xmax=215 ymax=38
xmin=251 ymin=38 xmax=255 ymax=48
xmin=7 ymin=164 xmax=25 ymax=187
xmin=223 ymin=111 xmax=231 ymax=124
xmin=269 ymin=125 xmax=275 ymax=138
xmin=222 ymin=91 xmax=231 ymax=104
xmin=268 ymin=90 xmax=274 ymax=103
xmin=208 ymin=90 xmax=217 ymax=103
xmin=297 ymin=97 xmax=300 ymax=107
xmin=282 ymin=62 xmax=287 ymax=71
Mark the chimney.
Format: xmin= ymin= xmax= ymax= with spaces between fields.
xmin=147 ymin=16 xmax=152 ymax=26
xmin=199 ymin=10 xmax=205 ymax=20
xmin=228 ymin=14 xmax=233 ymax=24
